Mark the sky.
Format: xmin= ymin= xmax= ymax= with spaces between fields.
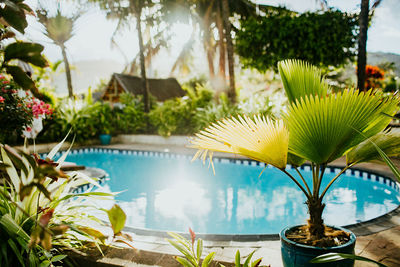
xmin=24 ymin=0 xmax=400 ymax=65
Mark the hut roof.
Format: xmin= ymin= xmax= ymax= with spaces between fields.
xmin=112 ymin=73 xmax=185 ymax=101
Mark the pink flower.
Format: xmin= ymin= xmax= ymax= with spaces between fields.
xmin=189 ymin=228 xmax=196 ymax=245
xmin=0 ymin=96 xmax=4 ymax=103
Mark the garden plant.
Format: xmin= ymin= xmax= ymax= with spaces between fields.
xmin=0 ymin=139 xmax=130 ymax=266
xmin=190 ymin=59 xmax=400 ymax=260
xmin=167 ymin=229 xmax=263 ymax=267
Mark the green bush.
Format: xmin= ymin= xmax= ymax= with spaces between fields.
xmin=114 ymin=93 xmax=146 ymax=134
xmin=195 ymin=93 xmax=241 ymax=131
xmin=236 ymin=8 xmax=358 ymax=72
xmin=149 ymin=87 xmax=213 ymax=137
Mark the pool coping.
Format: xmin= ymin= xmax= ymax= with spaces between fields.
xmin=53 ymin=145 xmax=400 ymax=242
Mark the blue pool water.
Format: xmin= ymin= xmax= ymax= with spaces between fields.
xmin=56 ymin=148 xmax=400 ymax=235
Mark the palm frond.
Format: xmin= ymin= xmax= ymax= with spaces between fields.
xmin=190 ymin=115 xmax=289 ymax=169
xmin=347 ymin=128 xmax=400 ymax=165
xmin=278 ymin=59 xmax=330 ymax=103
xmin=285 ymin=89 xmax=399 ymax=164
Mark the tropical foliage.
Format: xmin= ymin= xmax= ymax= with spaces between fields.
xmin=0 ymin=0 xmax=48 ymax=97
xmin=167 ymin=229 xmax=263 ymax=267
xmin=190 ymin=59 xmax=400 ymax=245
xmin=0 ymin=140 xmax=129 ymax=266
xmin=236 ymin=9 xmax=358 ymax=72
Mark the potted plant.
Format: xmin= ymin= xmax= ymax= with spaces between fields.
xmin=190 ymin=59 xmax=400 ymax=266
xmin=97 ymin=103 xmax=114 ymax=145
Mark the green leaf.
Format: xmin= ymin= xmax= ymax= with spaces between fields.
xmin=278 ymin=59 xmax=329 ymax=104
xmin=106 ymin=204 xmax=126 ymax=235
xmin=39 ymin=260 xmax=51 ymax=267
xmin=175 ymin=256 xmax=195 ymax=267
xmin=235 ymin=250 xmax=241 ymax=267
xmin=285 ymin=89 xmax=398 ymax=164
xmin=196 ymin=238 xmax=203 ymax=260
xmin=4 ymin=42 xmax=47 ymax=67
xmin=78 ymin=226 xmax=106 ymax=242
xmin=251 ymin=258 xmax=262 ymax=267
xmin=243 ymin=250 xmax=255 ymax=266
xmin=201 ymin=252 xmax=215 ymax=267
xmin=287 ymin=152 xmax=305 ymax=167
xmin=310 ymin=252 xmax=388 ymax=267
xmin=2 ymin=147 xmax=28 ymax=176
xmin=375 ymin=144 xmax=400 ymax=183
xmin=0 ymin=242 xmax=8 ymax=266
xmin=4 ymin=65 xmax=36 ymax=90
xmin=167 ymin=239 xmax=196 ymax=264
xmin=347 ymin=129 xmax=400 ymax=165
xmin=0 ymin=5 xmax=27 ymax=33
xmin=47 ymin=130 xmax=71 ymax=160
xmin=50 ymin=191 xmax=114 ymax=208
xmin=8 ymin=238 xmax=24 ymax=266
xmin=1 ymin=146 xmax=20 ymax=190
xmin=50 ymin=254 xmax=67 ymax=263
xmin=167 ymin=232 xmax=191 ymax=250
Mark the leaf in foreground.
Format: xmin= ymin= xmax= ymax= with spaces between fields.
xmin=310 ymin=252 xmax=388 ymax=267
xmin=106 ymin=204 xmax=126 ymax=236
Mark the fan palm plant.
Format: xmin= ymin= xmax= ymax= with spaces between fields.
xmin=36 ymin=2 xmax=82 ymax=98
xmin=190 ymin=59 xmax=400 ymax=244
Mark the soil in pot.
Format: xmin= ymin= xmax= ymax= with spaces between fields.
xmin=286 ymin=225 xmax=351 ymax=247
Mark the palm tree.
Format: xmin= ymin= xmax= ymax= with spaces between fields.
xmin=190 ymin=59 xmax=400 ymax=243
xmin=163 ymin=0 xmax=256 ymax=100
xmin=221 ymin=0 xmax=236 ymax=103
xmin=357 ymin=0 xmax=370 ymax=91
xmin=37 ymin=3 xmax=81 ymax=98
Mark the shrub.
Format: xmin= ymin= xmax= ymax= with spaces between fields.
xmin=364 ymin=65 xmax=385 ymax=90
xmin=149 ymin=87 xmax=213 ymax=136
xmin=0 ymin=142 xmax=120 ymax=266
xmin=114 ymin=93 xmax=146 ymax=134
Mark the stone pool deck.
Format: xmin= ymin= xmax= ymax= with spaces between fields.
xmin=30 ymin=140 xmax=400 ymax=266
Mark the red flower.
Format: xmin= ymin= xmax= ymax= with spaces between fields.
xmin=0 ymin=96 xmax=4 ymax=103
xmin=33 ymin=153 xmax=58 ymax=167
xmin=189 ymin=228 xmax=196 ymax=245
xmin=39 ymin=209 xmax=54 ymax=226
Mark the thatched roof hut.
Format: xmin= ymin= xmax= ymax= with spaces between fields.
xmin=102 ymin=73 xmax=185 ymax=102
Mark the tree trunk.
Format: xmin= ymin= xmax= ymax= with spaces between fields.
xmin=357 ymin=0 xmax=370 ymax=91
xmin=61 ymin=45 xmax=73 ymax=98
xmin=221 ymin=0 xmax=236 ymax=103
xmin=132 ymin=0 xmax=150 ymax=113
xmin=216 ymin=3 xmax=226 ymax=81
xmin=306 ymin=197 xmax=326 ymax=240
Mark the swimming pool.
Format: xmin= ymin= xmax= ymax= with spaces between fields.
xmin=53 ymin=148 xmax=400 ymax=235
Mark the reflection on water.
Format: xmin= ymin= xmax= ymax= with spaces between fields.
xmin=154 ymin=181 xmax=211 ymax=230
xmin=66 ymin=152 xmax=400 ymax=234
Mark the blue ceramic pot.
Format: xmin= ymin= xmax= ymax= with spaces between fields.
xmin=99 ymin=134 xmax=112 ymax=145
xmin=280 ymin=225 xmax=356 ymax=267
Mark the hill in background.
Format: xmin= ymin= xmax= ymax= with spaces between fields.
xmin=51 ymin=52 xmax=400 ymax=96
xmin=368 ymin=52 xmax=400 ymax=76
